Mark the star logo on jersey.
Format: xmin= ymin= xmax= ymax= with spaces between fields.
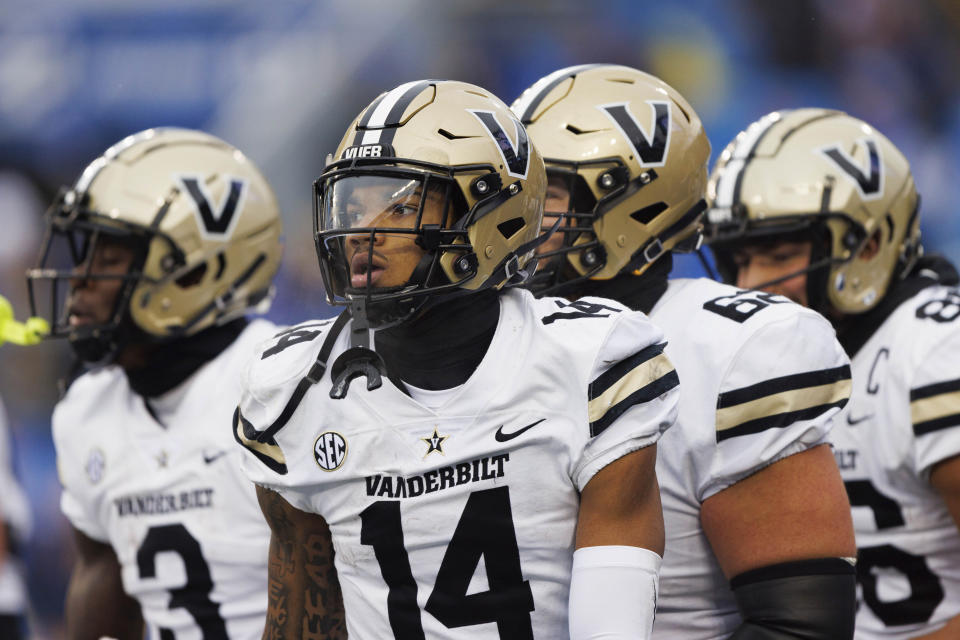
xmin=422 ymin=427 xmax=448 ymax=457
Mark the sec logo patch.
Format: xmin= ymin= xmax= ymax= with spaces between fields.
xmin=314 ymin=431 xmax=347 ymax=471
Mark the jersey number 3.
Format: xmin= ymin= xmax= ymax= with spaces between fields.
xmin=137 ymin=524 xmax=228 ymax=639
xmin=361 ymin=486 xmax=535 ymax=639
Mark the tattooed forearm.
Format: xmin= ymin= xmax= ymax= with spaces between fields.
xmin=257 ymin=485 xmax=346 ymax=640
xmin=260 ymin=487 xmax=296 ymax=639
xmin=263 ymin=539 xmax=292 ymax=639
xmin=303 ymin=531 xmax=346 ymax=639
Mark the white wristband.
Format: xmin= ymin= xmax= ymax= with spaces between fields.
xmin=568 ymin=545 xmax=661 ymax=640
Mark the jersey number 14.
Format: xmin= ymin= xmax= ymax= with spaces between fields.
xmin=361 ymin=486 xmax=535 ymax=639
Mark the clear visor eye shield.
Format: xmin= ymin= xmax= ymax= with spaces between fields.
xmin=310 ymin=156 xmax=552 ymax=398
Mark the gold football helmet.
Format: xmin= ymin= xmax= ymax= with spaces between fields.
xmin=704 ymin=108 xmax=921 ymax=314
xmin=512 ymin=64 xmax=710 ymax=292
xmin=28 ymin=127 xmax=283 ymax=362
xmin=314 ymin=79 xmax=546 ymax=327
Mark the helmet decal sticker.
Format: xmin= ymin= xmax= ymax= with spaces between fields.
xmin=178 ymin=175 xmax=249 ymax=241
xmin=820 ymin=139 xmax=884 ymax=201
xmin=468 ymin=109 xmax=531 ymax=179
xmin=598 ymin=100 xmax=671 ymax=168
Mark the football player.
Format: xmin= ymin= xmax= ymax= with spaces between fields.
xmin=514 ymin=65 xmax=858 ymax=638
xmin=234 ymin=79 xmax=679 ymax=639
xmin=705 ymin=108 xmax=960 ymax=639
xmin=27 ymin=128 xmax=284 ymax=639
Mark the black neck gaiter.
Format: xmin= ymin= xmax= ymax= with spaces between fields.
xmin=375 ymin=290 xmax=500 ymax=390
xmin=125 ymin=318 xmax=248 ymax=397
xmin=561 ymin=252 xmax=673 ymax=314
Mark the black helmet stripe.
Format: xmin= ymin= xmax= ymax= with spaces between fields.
xmin=354 ymin=79 xmax=438 ymax=148
xmin=513 ymin=63 xmax=607 ymax=123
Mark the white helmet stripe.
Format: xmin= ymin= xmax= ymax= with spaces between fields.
xmin=713 ymin=111 xmax=785 ymax=208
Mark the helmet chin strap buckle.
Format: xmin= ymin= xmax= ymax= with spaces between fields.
xmin=329 ymin=299 xmax=387 ymax=399
xmin=642 ymin=237 xmax=665 ymax=264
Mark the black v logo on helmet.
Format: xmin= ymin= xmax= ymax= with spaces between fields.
xmin=820 ymin=139 xmax=883 ymax=200
xmin=599 ymin=101 xmax=671 ymax=167
xmin=469 ymin=110 xmax=530 ymax=179
xmin=179 ymin=175 xmax=249 ymax=238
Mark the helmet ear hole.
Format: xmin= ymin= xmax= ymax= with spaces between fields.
xmin=630 ymin=202 xmax=669 ymax=225
xmin=496 ymin=217 xmax=526 ymax=239
xmin=175 ymin=263 xmax=208 ymax=288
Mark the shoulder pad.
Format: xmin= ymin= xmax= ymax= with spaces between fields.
xmin=246 ymin=317 xmax=340 ymax=394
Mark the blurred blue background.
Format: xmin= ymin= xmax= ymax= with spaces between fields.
xmin=0 ymin=0 xmax=958 ymax=636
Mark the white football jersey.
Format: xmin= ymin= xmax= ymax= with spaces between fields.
xmin=0 ymin=396 xmax=29 ymax=616
xmin=53 ymin=320 xmax=277 ymax=640
xmin=830 ymin=284 xmax=960 ymax=639
xmin=235 ymin=288 xmax=679 ymax=640
xmin=649 ymin=278 xmax=851 ymax=639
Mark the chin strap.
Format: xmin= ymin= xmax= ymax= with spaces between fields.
xmin=328 ymin=298 xmax=387 ymax=399
xmin=495 ymin=215 xmax=564 ymax=289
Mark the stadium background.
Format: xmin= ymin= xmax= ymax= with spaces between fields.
xmin=0 ymin=0 xmax=957 ymax=635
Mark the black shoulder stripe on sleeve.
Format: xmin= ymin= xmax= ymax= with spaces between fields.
xmin=589 ymin=342 xmax=666 ymax=402
xmin=716 ymin=365 xmax=851 ymax=442
xmin=717 ymin=365 xmax=851 ymax=409
xmin=589 ymin=370 xmax=679 ymax=437
xmin=233 ymin=408 xmax=288 ymax=475
xmin=911 ymin=377 xmax=960 ymax=436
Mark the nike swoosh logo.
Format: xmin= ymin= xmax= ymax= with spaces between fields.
xmin=495 ymin=418 xmax=546 ymax=442
xmin=203 ymin=450 xmax=229 ymax=464
xmin=846 ymin=414 xmax=874 ymax=426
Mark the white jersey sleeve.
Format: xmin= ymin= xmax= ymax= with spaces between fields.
xmin=235 ymin=318 xmax=341 ymax=513
xmin=576 ymin=297 xmax=678 ymax=490
xmin=704 ymin=306 xmax=851 ymax=499
xmin=54 ymin=371 xmax=117 ymax=543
